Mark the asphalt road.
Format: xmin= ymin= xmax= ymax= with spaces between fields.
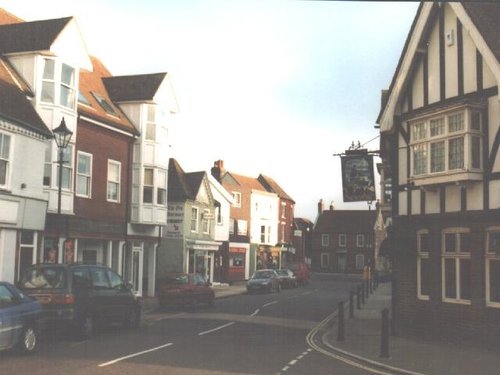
xmin=0 ymin=273 xmax=376 ymax=375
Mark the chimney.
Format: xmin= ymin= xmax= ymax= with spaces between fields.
xmin=318 ymin=199 xmax=324 ymax=215
xmin=329 ymin=201 xmax=335 ymax=211
xmin=211 ymin=160 xmax=225 ymax=182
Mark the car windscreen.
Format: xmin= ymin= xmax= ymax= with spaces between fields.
xmin=252 ymin=271 xmax=272 ymax=279
xmin=20 ymin=267 xmax=67 ymax=289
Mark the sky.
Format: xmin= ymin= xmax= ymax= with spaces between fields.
xmin=1 ymin=0 xmax=420 ymax=221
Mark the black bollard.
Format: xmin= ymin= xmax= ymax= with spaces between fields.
xmin=349 ymin=291 xmax=354 ymax=318
xmin=337 ymin=301 xmax=345 ymax=342
xmin=380 ymin=308 xmax=390 ymax=358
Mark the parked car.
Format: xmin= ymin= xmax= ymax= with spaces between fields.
xmin=288 ymin=261 xmax=310 ymax=285
xmin=246 ymin=269 xmax=280 ymax=293
xmin=157 ymin=273 xmax=215 ymax=309
xmin=276 ymin=269 xmax=297 ymax=289
xmin=18 ymin=263 xmax=141 ymax=339
xmin=0 ymin=282 xmax=42 ymax=353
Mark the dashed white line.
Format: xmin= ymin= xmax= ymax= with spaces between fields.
xmin=98 ymin=342 xmax=173 ymax=367
xmin=288 ymin=359 xmax=298 ymax=365
xmin=198 ymin=321 xmax=235 ymax=336
xmin=250 ymin=309 xmax=260 ymax=316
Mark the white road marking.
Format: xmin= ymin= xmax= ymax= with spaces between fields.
xmin=281 ymin=366 xmax=290 ymax=371
xmin=98 ymin=342 xmax=173 ymax=367
xmin=250 ymin=309 xmax=260 ymax=316
xmin=263 ymin=300 xmax=278 ymax=308
xmin=288 ymin=359 xmax=298 ymax=365
xmin=198 ymin=321 xmax=235 ymax=336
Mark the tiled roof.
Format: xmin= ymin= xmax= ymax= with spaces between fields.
xmin=0 ymin=16 xmax=71 ymax=54
xmin=230 ymin=172 xmax=267 ymax=191
xmin=0 ymin=57 xmax=51 ymax=137
xmin=258 ymin=174 xmax=295 ymax=203
xmin=78 ymin=56 xmax=139 ymax=136
xmin=103 ymin=73 xmax=167 ymax=102
xmin=0 ymin=8 xmax=23 ymax=24
xmin=168 ymin=158 xmax=207 ymax=202
xmin=315 ymin=210 xmax=376 ymax=233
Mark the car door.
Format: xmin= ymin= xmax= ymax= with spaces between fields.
xmin=193 ymin=274 xmax=208 ymax=303
xmin=0 ymin=284 xmax=16 ymax=350
xmin=107 ymin=269 xmax=132 ymax=321
xmin=89 ymin=267 xmax=114 ymax=322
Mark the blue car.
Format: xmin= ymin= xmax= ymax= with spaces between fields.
xmin=0 ymin=282 xmax=42 ymax=353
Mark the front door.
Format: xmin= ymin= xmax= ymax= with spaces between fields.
xmin=337 ymin=254 xmax=347 ymax=272
xmin=131 ymin=246 xmax=143 ymax=296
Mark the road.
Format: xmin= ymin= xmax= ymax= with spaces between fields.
xmin=0 ymin=273 xmax=376 ymax=375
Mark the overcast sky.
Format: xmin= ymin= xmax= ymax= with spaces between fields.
xmin=1 ymin=0 xmax=419 ymax=220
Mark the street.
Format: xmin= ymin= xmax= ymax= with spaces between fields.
xmin=0 ymin=274 xmax=374 ymax=375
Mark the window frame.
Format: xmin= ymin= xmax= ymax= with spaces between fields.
xmin=356 ymin=234 xmax=365 ymax=248
xmin=485 ymin=227 xmax=500 ymax=308
xmin=191 ymin=207 xmax=199 ymax=232
xmin=106 ymin=160 xmax=121 ymax=203
xmin=40 ymin=58 xmax=76 ymax=109
xmin=0 ymin=131 xmax=12 ymax=188
xmin=232 ymin=192 xmax=241 ymax=207
xmin=76 ymin=151 xmax=92 ymax=198
xmin=409 ymin=107 xmax=483 ymax=179
xmin=321 ymin=234 xmax=329 ymax=247
xmin=143 ymin=168 xmax=154 ymax=204
xmin=355 ymin=254 xmax=365 ymax=270
xmin=417 ymin=229 xmax=430 ymax=301
xmin=441 ymin=228 xmax=471 ymax=305
xmin=202 ymin=209 xmax=210 ymax=234
xmin=338 ymin=233 xmax=346 ymax=247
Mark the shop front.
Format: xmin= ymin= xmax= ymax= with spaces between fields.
xmin=186 ymin=239 xmax=222 ymax=283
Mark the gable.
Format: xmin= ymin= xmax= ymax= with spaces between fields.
xmin=379 ymin=2 xmax=500 ymax=132
xmin=194 ymin=175 xmax=213 ymax=205
xmin=221 ymin=172 xmax=240 ymax=186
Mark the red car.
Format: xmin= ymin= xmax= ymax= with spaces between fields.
xmin=158 ymin=273 xmax=214 ymax=309
xmin=288 ymin=262 xmax=310 ymax=285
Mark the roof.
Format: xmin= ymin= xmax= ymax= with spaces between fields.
xmin=0 ymin=16 xmax=71 ymax=54
xmin=228 ymin=172 xmax=267 ymax=192
xmin=78 ymin=56 xmax=139 ymax=136
xmin=0 ymin=8 xmax=23 ymax=24
xmin=0 ymin=57 xmax=51 ymax=137
xmin=314 ymin=210 xmax=377 ymax=233
xmin=258 ymin=174 xmax=295 ymax=203
xmin=167 ymin=158 xmax=207 ymax=202
xmin=294 ymin=217 xmax=313 ymax=227
xmin=103 ymin=73 xmax=167 ymax=102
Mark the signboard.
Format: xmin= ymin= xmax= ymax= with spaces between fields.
xmin=341 ymin=151 xmax=376 ymax=202
xmin=166 ymin=204 xmax=184 ymax=239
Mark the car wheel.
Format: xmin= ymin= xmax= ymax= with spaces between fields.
xmin=16 ymin=325 xmax=38 ymax=354
xmin=123 ymin=307 xmax=141 ymax=328
xmin=74 ymin=315 xmax=93 ymax=340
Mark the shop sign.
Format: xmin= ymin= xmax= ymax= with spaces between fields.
xmin=341 ymin=150 xmax=376 ymax=202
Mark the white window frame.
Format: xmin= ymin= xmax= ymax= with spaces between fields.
xmin=40 ymin=58 xmax=76 ymax=109
xmin=321 ymin=234 xmax=329 ymax=247
xmin=281 ymin=223 xmax=286 ymax=243
xmin=106 ymin=160 xmax=121 ymax=203
xmin=485 ymin=227 xmax=500 ymax=308
xmin=260 ymin=225 xmax=270 ymax=244
xmin=237 ymin=220 xmax=247 ymax=236
xmin=356 ymin=234 xmax=365 ymax=247
xmin=409 ymin=107 xmax=483 ymax=179
xmin=0 ymin=131 xmax=12 ymax=189
xmin=191 ymin=207 xmax=199 ymax=232
xmin=58 ymin=144 xmax=73 ymax=191
xmin=417 ymin=229 xmax=430 ymax=301
xmin=145 ymin=104 xmax=156 ymax=142
xmin=338 ymin=233 xmax=346 ymax=247
xmin=281 ymin=202 xmax=286 ymax=218
xmin=232 ymin=192 xmax=241 ymax=207
xmin=143 ymin=168 xmax=154 ymax=204
xmin=441 ymin=228 xmax=471 ymax=305
xmin=76 ymin=151 xmax=92 ymax=198
xmin=202 ymin=209 xmax=210 ymax=234
xmin=43 ymin=141 xmax=52 ymax=187
xmin=157 ymin=169 xmax=167 ymax=206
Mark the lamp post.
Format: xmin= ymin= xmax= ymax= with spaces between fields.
xmin=52 ymin=117 xmax=73 ymax=215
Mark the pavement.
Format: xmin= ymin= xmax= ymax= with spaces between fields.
xmin=138 ymin=278 xmax=500 ymax=375
xmin=321 ymin=281 xmax=500 ymax=375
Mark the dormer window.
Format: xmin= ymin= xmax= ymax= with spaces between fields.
xmin=41 ymin=58 xmax=76 ymax=109
xmin=409 ymin=107 xmax=483 ymax=184
xmin=91 ymin=92 xmax=117 ymax=115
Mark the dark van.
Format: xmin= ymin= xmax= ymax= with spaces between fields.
xmin=19 ymin=263 xmax=141 ymax=339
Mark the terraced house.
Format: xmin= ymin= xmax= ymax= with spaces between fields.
xmin=377 ymin=2 xmax=500 ymax=339
xmin=0 ymin=9 xmax=177 ymax=297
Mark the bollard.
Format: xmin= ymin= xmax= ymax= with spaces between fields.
xmin=380 ymin=308 xmax=390 ymax=358
xmin=361 ymin=283 xmax=365 ymax=304
xmin=365 ymin=278 xmax=370 ymax=297
xmin=337 ymin=301 xmax=345 ymax=342
xmin=349 ymin=290 xmax=354 ymax=318
xmin=369 ymin=276 xmax=373 ymax=294
xmin=356 ymin=286 xmax=361 ymax=309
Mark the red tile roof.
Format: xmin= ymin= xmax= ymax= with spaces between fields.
xmin=258 ymin=174 xmax=295 ymax=203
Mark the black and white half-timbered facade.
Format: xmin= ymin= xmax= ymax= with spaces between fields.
xmin=377 ymin=2 xmax=500 ymax=339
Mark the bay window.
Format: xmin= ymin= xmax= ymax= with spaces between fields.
xmin=409 ymin=108 xmax=483 ymax=179
xmin=143 ymin=168 xmax=153 ymax=204
xmin=41 ymin=58 xmax=76 ymax=109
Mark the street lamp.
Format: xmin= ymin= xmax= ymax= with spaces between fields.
xmin=52 ymin=117 xmax=73 ymax=215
